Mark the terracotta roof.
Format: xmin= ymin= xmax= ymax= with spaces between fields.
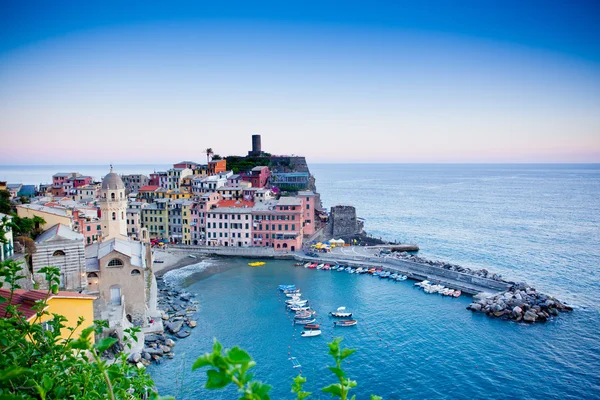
xmin=139 ymin=185 xmax=160 ymax=192
xmin=0 ymin=289 xmax=95 ymax=321
xmin=216 ymin=200 xmax=255 ymax=208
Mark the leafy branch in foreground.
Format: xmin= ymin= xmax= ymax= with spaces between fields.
xmin=192 ymin=337 xmax=381 ymax=399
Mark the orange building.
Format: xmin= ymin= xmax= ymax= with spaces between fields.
xmin=208 ymin=160 xmax=227 ymax=175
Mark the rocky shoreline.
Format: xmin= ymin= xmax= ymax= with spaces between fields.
xmin=467 ymin=282 xmax=573 ymax=322
xmin=128 ymin=276 xmax=198 ymax=366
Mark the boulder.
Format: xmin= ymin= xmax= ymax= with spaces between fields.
xmin=512 ymin=306 xmax=523 ymax=315
xmin=144 ymin=334 xmax=164 ymax=344
xmin=187 ymin=320 xmax=197 ymax=328
xmin=160 ymin=345 xmax=171 ymax=353
xmin=144 ymin=347 xmax=164 ymax=357
xmin=142 ymin=351 xmax=152 ymax=361
xmin=176 ymin=310 xmax=187 ymax=317
xmin=523 ymin=311 xmax=537 ymax=322
xmin=180 ymin=293 xmax=192 ymax=302
xmin=468 ymin=303 xmax=482 ymax=312
xmin=128 ymin=352 xmax=141 ymax=363
xmin=166 ymin=320 xmax=184 ymax=334
xmin=165 ymin=338 xmax=176 ymax=347
xmin=176 ymin=330 xmax=191 ymax=339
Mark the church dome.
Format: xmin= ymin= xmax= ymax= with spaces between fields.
xmin=102 ymin=167 xmax=125 ymax=190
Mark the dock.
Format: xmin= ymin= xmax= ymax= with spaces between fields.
xmin=166 ymin=245 xmax=511 ymax=296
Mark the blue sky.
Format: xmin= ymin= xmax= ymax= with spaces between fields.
xmin=1 ymin=1 xmax=599 ymax=163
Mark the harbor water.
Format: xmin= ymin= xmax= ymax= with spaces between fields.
xmin=149 ymin=164 xmax=600 ymax=399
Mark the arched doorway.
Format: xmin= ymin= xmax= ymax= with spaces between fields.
xmin=283 ymin=243 xmax=288 ymax=249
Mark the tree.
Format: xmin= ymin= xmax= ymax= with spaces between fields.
xmin=206 ymin=148 xmax=214 ymax=165
xmin=211 ymin=154 xmax=222 ymax=161
xmin=0 ymin=190 xmax=11 ymax=214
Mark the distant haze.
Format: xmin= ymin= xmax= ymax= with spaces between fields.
xmin=1 ymin=2 xmax=599 ymax=163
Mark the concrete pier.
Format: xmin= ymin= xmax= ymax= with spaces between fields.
xmin=166 ymin=245 xmax=510 ymax=295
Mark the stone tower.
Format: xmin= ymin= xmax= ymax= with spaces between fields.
xmin=100 ymin=166 xmax=127 ymax=240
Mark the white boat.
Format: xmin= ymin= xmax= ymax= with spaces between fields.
xmin=329 ymin=306 xmax=353 ymax=318
xmin=188 ymin=255 xmax=197 ymax=259
xmin=294 ymin=318 xmax=316 ymax=325
xmin=286 ymin=299 xmax=308 ymax=306
xmin=301 ymin=329 xmax=322 ymax=337
xmin=295 ymin=310 xmax=316 ymax=319
xmin=446 ymin=289 xmax=455 ymax=296
xmin=349 ymin=268 xmax=356 ymax=274
xmin=397 ymin=275 xmax=408 ymax=281
xmin=317 ymin=264 xmax=324 ymax=270
xmin=356 ymin=267 xmax=364 ymax=273
xmin=415 ymin=280 xmax=429 ymax=287
xmin=289 ymin=306 xmax=311 ymax=312
xmin=304 ymin=262 xmax=312 ymax=268
xmin=286 ymin=293 xmax=301 ymax=298
xmin=390 ymin=273 xmax=398 ymax=279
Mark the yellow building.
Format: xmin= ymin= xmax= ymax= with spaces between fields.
xmin=16 ymin=204 xmax=73 ymax=230
xmin=0 ymin=289 xmax=96 ymax=342
xmin=141 ymin=198 xmax=170 ymax=239
xmin=164 ymin=190 xmax=193 ymax=200
xmin=181 ymin=200 xmax=194 ymax=245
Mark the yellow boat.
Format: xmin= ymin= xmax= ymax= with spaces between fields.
xmin=248 ymin=261 xmax=266 ymax=267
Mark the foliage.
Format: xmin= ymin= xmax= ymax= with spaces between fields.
xmin=211 ymin=154 xmax=222 ymax=161
xmin=191 ymin=339 xmax=272 ymax=399
xmin=0 ymin=260 xmax=162 ymax=399
xmin=205 ymin=148 xmax=214 ymax=165
xmin=225 ymin=155 xmax=272 ymax=174
xmin=0 ymin=190 xmax=12 ymax=214
xmin=192 ymin=337 xmax=379 ymax=399
xmin=10 ymin=214 xmax=46 ymax=239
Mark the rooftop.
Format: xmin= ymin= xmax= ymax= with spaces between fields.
xmin=17 ymin=203 xmax=70 ymax=217
xmin=36 ymin=224 xmax=84 ymax=243
xmin=0 ymin=289 xmax=96 ymax=321
xmin=277 ymin=197 xmax=302 ymax=206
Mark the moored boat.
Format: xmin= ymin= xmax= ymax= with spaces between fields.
xmin=294 ymin=318 xmax=316 ymax=325
xmin=304 ymin=262 xmax=312 ymax=268
xmin=286 ymin=292 xmax=301 ymax=298
xmin=329 ymin=307 xmax=353 ymax=318
xmin=334 ymin=320 xmax=357 ymax=327
xmin=317 ymin=263 xmax=324 ymax=270
xmin=289 ymin=305 xmax=311 ymax=312
xmin=286 ymin=299 xmax=308 ymax=306
xmin=295 ymin=310 xmax=316 ymax=319
xmin=452 ymin=290 xmax=462 ymax=298
xmin=294 ymin=262 xmax=303 ymax=267
xmin=249 ymin=261 xmax=266 ymax=267
xmin=323 ymin=264 xmax=331 ymax=270
xmin=390 ymin=273 xmax=398 ymax=279
xmin=301 ymin=329 xmax=322 ymax=337
xmin=397 ymin=275 xmax=408 ymax=281
xmin=304 ymin=324 xmax=320 ymax=330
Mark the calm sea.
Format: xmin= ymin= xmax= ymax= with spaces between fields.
xmin=2 ymin=163 xmax=599 ymax=398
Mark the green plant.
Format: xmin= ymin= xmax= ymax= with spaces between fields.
xmin=0 ymin=260 xmax=163 ymax=399
xmin=291 ymin=374 xmax=311 ymax=399
xmin=322 ymin=337 xmax=357 ymax=400
xmin=191 ymin=339 xmax=272 ymax=399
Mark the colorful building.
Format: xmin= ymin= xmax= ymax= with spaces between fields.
xmin=208 ymin=159 xmax=227 ymax=175
xmin=242 ymin=166 xmax=271 ymax=188
xmin=205 ymin=200 xmax=254 ymax=247
xmin=298 ymin=190 xmax=316 ymax=236
xmin=251 ymin=197 xmax=304 ymax=251
xmin=141 ymin=199 xmax=169 ymax=239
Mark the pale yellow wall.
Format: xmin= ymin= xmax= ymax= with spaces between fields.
xmin=16 ymin=206 xmax=72 ymax=230
xmin=38 ymin=296 xmax=96 ymax=342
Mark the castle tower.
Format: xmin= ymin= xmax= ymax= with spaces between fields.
xmin=100 ymin=166 xmax=127 ymax=240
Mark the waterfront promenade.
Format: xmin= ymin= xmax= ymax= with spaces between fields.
xmin=164 ymin=245 xmax=510 ymax=296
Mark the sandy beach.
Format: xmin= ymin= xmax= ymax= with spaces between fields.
xmin=152 ymin=248 xmax=204 ymax=277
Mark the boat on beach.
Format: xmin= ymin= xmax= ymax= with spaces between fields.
xmin=301 ymin=329 xmax=322 ymax=337
xmin=334 ymin=320 xmax=357 ymax=327
xmin=329 ymin=307 xmax=353 ymax=318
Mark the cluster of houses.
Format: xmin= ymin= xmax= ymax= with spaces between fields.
xmin=1 ymin=141 xmax=322 ymax=342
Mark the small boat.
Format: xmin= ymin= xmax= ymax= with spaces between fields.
xmin=289 ymin=357 xmax=301 ymax=368
xmin=294 ymin=263 xmax=303 ymax=267
xmin=397 ymin=275 xmax=408 ymax=281
xmin=390 ymin=273 xmax=398 ymax=279
xmin=294 ymin=318 xmax=316 ymax=325
xmin=188 ymin=255 xmax=197 ymax=259
xmin=248 ymin=261 xmax=266 ymax=267
xmin=452 ymin=290 xmax=462 ymax=298
xmin=301 ymin=329 xmax=322 ymax=337
xmin=317 ymin=264 xmax=324 ymax=270
xmin=380 ymin=271 xmax=391 ymax=278
xmin=334 ymin=320 xmax=357 ymax=327
xmin=337 ymin=266 xmax=345 ymax=272
xmin=323 ymin=264 xmax=331 ymax=270
xmin=304 ymin=324 xmax=320 ymax=330
xmin=308 ymin=263 xmax=317 ymax=269
xmin=286 ymin=299 xmax=308 ymax=306
xmin=368 ymin=268 xmax=376 ymax=274
xmin=286 ymin=292 xmax=301 ymax=298
xmin=304 ymin=262 xmax=312 ymax=268
xmin=356 ymin=267 xmax=364 ymax=273
xmin=283 ymin=289 xmax=300 ymax=295
xmin=446 ymin=289 xmax=455 ymax=296
xmin=329 ymin=307 xmax=353 ymax=318
xmin=279 ymin=284 xmax=296 ymax=291
xmin=348 ymin=268 xmax=355 ymax=274
xmin=295 ymin=311 xmax=316 ymax=319
xmin=289 ymin=306 xmax=311 ymax=312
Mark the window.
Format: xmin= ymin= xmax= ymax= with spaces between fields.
xmin=86 ymin=226 xmax=91 ymax=232
xmin=307 ymin=204 xmax=310 ymax=210
xmin=97 ymin=225 xmax=101 ymax=230
xmin=278 ymin=224 xmax=282 ymax=230
xmin=285 ymin=225 xmax=288 ymax=231
xmin=131 ymin=269 xmax=141 ymax=276
xmin=108 ymin=259 xmax=123 ymax=267
xmin=52 ymin=250 xmax=65 ymax=256
xmin=111 ymin=193 xmax=115 ymax=200
xmin=112 ymin=212 xmax=116 ymax=221
xmin=245 ymin=223 xmax=249 ymax=229
xmin=292 ymin=224 xmax=295 ymax=230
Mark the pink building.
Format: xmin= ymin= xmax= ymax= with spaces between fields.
xmin=242 ymin=166 xmax=270 ymax=188
xmin=191 ymin=192 xmax=221 ymax=245
xmin=52 ymin=172 xmax=79 ymax=186
xmin=251 ymin=197 xmax=304 ymax=251
xmin=205 ymin=200 xmax=254 ymax=247
xmin=72 ymin=209 xmax=102 ymax=244
xmin=71 ymin=176 xmax=93 ymax=188
xmin=298 ymin=191 xmax=316 ymax=236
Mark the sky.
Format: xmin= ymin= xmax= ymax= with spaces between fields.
xmin=1 ymin=1 xmax=599 ymax=164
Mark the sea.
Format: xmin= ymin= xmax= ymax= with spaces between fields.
xmin=2 ymin=163 xmax=599 ymax=399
